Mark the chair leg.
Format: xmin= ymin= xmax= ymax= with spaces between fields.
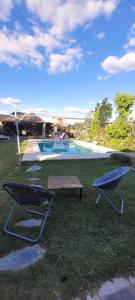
xmin=96 ymin=189 xmax=124 ymax=214
xmin=4 ymin=197 xmax=53 ymax=243
xmin=95 ymin=190 xmax=104 ymax=205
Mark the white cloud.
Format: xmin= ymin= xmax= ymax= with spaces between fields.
xmin=0 ymin=0 xmax=13 ymax=21
xmin=0 ymin=97 xmax=22 ymax=106
xmin=0 ymin=26 xmax=62 ymax=67
xmin=25 ymin=0 xmax=119 ymax=36
xmin=95 ymin=31 xmax=105 ymax=40
xmin=64 ymin=107 xmax=89 ymax=114
xmin=101 ymin=51 xmax=135 ymax=74
xmin=48 ymin=47 xmax=83 ymax=74
xmin=0 ymin=0 xmax=21 ymax=21
xmin=26 ymin=107 xmax=56 ymax=115
xmin=124 ymin=23 xmax=135 ymax=49
xmin=0 ymin=110 xmax=10 ymax=115
xmin=0 ymin=0 xmax=119 ymax=72
xmin=101 ymin=23 xmax=135 ymax=75
xmin=25 ymin=0 xmax=60 ymax=22
xmin=126 ymin=37 xmax=135 ymax=48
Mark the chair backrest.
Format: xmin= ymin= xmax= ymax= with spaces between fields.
xmin=93 ymin=166 xmax=131 ymax=190
xmin=3 ymin=181 xmax=54 ymax=206
xmin=59 ymin=133 xmax=67 ymax=139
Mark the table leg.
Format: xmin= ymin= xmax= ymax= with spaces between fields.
xmin=80 ymin=188 xmax=82 ymax=200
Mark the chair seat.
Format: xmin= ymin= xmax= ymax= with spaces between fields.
xmin=93 ymin=166 xmax=130 ymax=190
xmin=2 ymin=181 xmax=55 ymax=243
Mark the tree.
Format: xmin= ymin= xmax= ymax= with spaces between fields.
xmin=107 ymin=92 xmax=135 ymax=140
xmin=72 ymin=122 xmax=84 ymax=138
xmin=95 ymin=98 xmax=112 ymax=126
xmin=106 ymin=119 xmax=131 ymax=139
xmin=89 ymin=98 xmax=112 ymax=141
xmin=90 ymin=108 xmax=101 ymax=141
xmin=98 ymin=98 xmax=112 ymax=125
xmin=114 ymin=92 xmax=135 ymax=120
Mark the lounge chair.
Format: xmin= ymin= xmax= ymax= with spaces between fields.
xmin=58 ymin=132 xmax=67 ymax=140
xmin=2 ymin=181 xmax=55 ymax=242
xmin=93 ymin=166 xmax=131 ymax=214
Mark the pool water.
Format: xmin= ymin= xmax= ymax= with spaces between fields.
xmin=38 ymin=140 xmax=93 ymax=156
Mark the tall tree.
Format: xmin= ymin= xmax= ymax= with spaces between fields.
xmin=89 ymin=98 xmax=112 ymax=141
xmin=90 ymin=108 xmax=101 ymax=141
xmin=107 ymin=92 xmax=135 ymax=139
xmin=95 ymin=97 xmax=112 ymax=126
xmin=114 ymin=92 xmax=135 ymax=120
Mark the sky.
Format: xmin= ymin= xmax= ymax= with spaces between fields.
xmin=0 ymin=0 xmax=135 ymax=122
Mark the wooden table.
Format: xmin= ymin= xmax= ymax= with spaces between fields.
xmin=48 ymin=176 xmax=83 ymax=199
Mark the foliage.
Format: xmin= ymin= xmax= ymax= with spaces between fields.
xmin=103 ymin=134 xmax=135 ymax=151
xmin=89 ymin=108 xmax=101 ymax=140
xmin=89 ymin=98 xmax=112 ymax=141
xmin=106 ymin=92 xmax=134 ymax=143
xmin=96 ymin=97 xmax=112 ymax=126
xmin=70 ymin=122 xmax=84 ymax=139
xmin=114 ymin=92 xmax=135 ymax=120
xmin=106 ymin=119 xmax=131 ymax=139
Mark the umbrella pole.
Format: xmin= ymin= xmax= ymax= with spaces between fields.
xmin=15 ymin=121 xmax=21 ymax=165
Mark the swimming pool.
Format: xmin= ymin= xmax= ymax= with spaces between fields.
xmin=22 ymin=139 xmax=115 ymax=161
xmin=38 ymin=140 xmax=93 ymax=156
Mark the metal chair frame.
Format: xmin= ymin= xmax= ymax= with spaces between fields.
xmin=93 ymin=166 xmax=131 ymax=215
xmin=3 ymin=181 xmax=54 ymax=243
xmin=95 ymin=187 xmax=124 ymax=214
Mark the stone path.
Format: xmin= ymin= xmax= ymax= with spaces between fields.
xmin=75 ymin=277 xmax=135 ymax=300
xmin=26 ymin=165 xmax=42 ymax=172
xmin=0 ymin=245 xmax=46 ymax=271
xmin=28 ymin=177 xmax=40 ymax=181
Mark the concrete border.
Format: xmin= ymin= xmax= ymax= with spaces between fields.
xmin=22 ymin=139 xmax=116 ymax=162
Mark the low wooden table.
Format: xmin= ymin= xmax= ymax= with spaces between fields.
xmin=48 ymin=176 xmax=83 ymax=199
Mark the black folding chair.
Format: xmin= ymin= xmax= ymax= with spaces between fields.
xmin=2 ymin=181 xmax=55 ymax=243
xmin=93 ymin=166 xmax=131 ymax=214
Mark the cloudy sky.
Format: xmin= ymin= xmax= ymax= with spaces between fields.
xmin=0 ymin=0 xmax=135 ymax=120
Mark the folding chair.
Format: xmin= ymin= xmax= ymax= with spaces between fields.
xmin=2 ymin=181 xmax=55 ymax=243
xmin=93 ymin=166 xmax=131 ymax=214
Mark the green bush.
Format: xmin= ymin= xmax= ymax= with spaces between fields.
xmin=106 ymin=120 xmax=131 ymax=139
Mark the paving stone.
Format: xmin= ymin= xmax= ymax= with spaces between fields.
xmin=28 ymin=177 xmax=40 ymax=181
xmin=129 ymin=284 xmax=135 ymax=299
xmin=26 ymin=165 xmax=42 ymax=172
xmin=98 ymin=278 xmax=129 ymax=298
xmin=105 ymin=287 xmax=134 ymax=300
xmin=16 ymin=218 xmax=42 ymax=228
xmin=129 ymin=277 xmax=135 ymax=285
xmin=30 ymin=184 xmax=42 ymax=188
xmin=0 ymin=245 xmax=46 ymax=271
xmin=85 ymin=293 xmax=100 ymax=300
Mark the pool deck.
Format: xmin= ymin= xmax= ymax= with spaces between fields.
xmin=22 ymin=139 xmax=116 ymax=162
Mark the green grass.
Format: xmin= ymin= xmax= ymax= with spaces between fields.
xmin=0 ymin=138 xmax=135 ymax=300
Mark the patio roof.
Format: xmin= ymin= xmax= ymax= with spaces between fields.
xmin=0 ymin=112 xmax=45 ymax=123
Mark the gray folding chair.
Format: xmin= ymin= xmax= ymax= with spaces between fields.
xmin=2 ymin=181 xmax=55 ymax=242
xmin=93 ymin=166 xmax=131 ymax=214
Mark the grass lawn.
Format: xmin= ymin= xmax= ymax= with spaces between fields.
xmin=0 ymin=138 xmax=135 ymax=300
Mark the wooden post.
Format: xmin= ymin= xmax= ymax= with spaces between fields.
xmin=42 ymin=122 xmax=46 ymax=137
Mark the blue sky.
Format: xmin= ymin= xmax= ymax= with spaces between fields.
xmin=0 ymin=0 xmax=135 ymax=121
